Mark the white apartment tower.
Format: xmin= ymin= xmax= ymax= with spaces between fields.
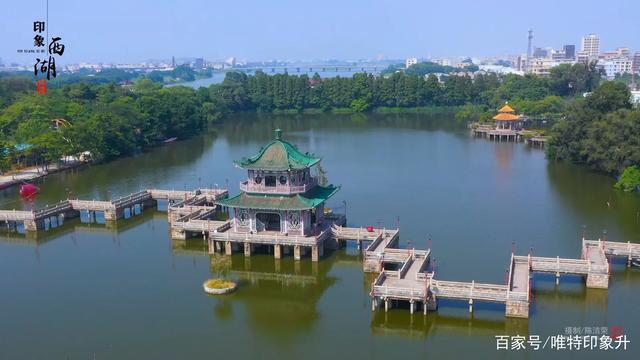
xmin=581 ymin=34 xmax=600 ymax=59
xmin=405 ymin=57 xmax=418 ymax=68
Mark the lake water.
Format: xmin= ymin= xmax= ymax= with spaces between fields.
xmin=173 ymin=69 xmax=379 ymax=88
xmin=1 ymin=113 xmax=639 ymax=359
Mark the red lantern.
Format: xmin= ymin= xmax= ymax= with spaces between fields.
xmin=19 ymin=183 xmax=39 ymax=198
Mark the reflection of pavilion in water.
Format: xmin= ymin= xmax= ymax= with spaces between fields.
xmin=173 ymin=239 xmax=357 ymax=337
xmin=494 ymin=142 xmax=514 ymax=172
xmin=225 ymin=257 xmax=336 ymax=335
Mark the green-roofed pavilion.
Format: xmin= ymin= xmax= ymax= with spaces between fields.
xmin=234 ymin=129 xmax=321 ymax=171
xmin=221 ymin=129 xmax=340 ymax=237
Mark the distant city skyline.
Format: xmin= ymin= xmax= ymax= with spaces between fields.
xmin=2 ymin=0 xmax=640 ymax=64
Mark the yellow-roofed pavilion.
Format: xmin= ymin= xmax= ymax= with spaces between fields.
xmin=493 ymin=104 xmax=522 ymax=131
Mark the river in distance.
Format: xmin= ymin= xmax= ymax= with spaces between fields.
xmin=0 ymin=112 xmax=638 ymax=359
xmin=170 ymin=68 xmax=379 ymax=88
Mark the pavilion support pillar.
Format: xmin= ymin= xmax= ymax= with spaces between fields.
xmin=244 ymin=242 xmax=252 ymax=257
xmin=274 ymin=244 xmax=282 ymax=259
xmin=294 ymin=245 xmax=301 ymax=261
xmin=225 ymin=241 xmax=232 ymax=255
xmin=384 ymin=298 xmax=390 ymax=312
xmin=468 ymin=299 xmax=474 ymax=313
xmin=555 ymin=272 xmax=560 ymax=285
xmin=311 ymin=244 xmax=323 ymax=262
xmin=410 ymin=300 xmax=415 ymax=314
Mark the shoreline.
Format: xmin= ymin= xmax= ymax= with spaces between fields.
xmin=0 ymin=161 xmax=85 ymax=190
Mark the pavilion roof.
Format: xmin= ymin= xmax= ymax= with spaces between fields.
xmin=234 ymin=129 xmax=321 ymax=171
xmin=493 ymin=113 xmax=521 ymax=121
xmin=498 ymin=104 xmax=516 ymax=113
xmin=217 ymin=185 xmax=340 ymax=210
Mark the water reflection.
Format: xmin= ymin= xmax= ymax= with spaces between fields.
xmin=0 ymin=209 xmax=161 ymax=245
xmin=371 ymin=311 xmax=529 ymax=339
xmin=547 ymin=161 xmax=640 ymax=241
xmin=172 ymin=239 xmax=340 ymax=339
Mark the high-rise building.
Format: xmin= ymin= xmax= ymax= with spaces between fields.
xmin=632 ymin=52 xmax=640 ymax=74
xmin=581 ymin=34 xmax=600 ymax=59
xmin=563 ymin=45 xmax=576 ymax=60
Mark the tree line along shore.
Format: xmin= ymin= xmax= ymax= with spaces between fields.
xmin=0 ymin=61 xmax=638 ymax=190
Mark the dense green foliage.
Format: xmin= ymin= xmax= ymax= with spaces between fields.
xmin=211 ymin=62 xmax=601 ymax=118
xmin=213 ymin=71 xmax=504 ymax=113
xmin=145 ymin=65 xmax=194 ymax=83
xmin=49 ymin=68 xmax=140 ymax=87
xmin=547 ymin=81 xmax=639 ymax=175
xmin=0 ymin=78 xmax=224 ymax=171
xmin=615 ymin=166 xmax=640 ymax=192
xmin=381 ymin=61 xmax=478 ymax=76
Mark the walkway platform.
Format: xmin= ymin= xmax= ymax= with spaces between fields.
xmin=0 ymin=188 xmax=227 ymax=232
xmin=207 ymin=215 xmax=347 ymax=261
xmin=370 ymin=238 xmax=633 ymax=318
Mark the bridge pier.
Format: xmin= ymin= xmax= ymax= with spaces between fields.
xmin=586 ymin=272 xmax=609 ymax=289
xmin=274 ymin=244 xmax=282 ymax=259
xmin=24 ymin=219 xmax=45 ymax=232
xmin=170 ymin=227 xmax=187 ymax=240
xmin=410 ymin=300 xmax=415 ymax=314
xmin=384 ymin=298 xmax=390 ymax=312
xmin=505 ymin=300 xmax=529 ymax=318
xmin=244 ymin=242 xmax=252 ymax=257
xmin=104 ymin=208 xmax=124 ymax=222
xmin=468 ymin=299 xmax=474 ymax=313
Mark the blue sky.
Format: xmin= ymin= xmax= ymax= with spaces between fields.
xmin=1 ymin=0 xmax=639 ymax=64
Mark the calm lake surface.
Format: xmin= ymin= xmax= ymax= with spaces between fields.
xmin=173 ymin=69 xmax=379 ymax=88
xmin=1 ymin=113 xmax=639 ymax=359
